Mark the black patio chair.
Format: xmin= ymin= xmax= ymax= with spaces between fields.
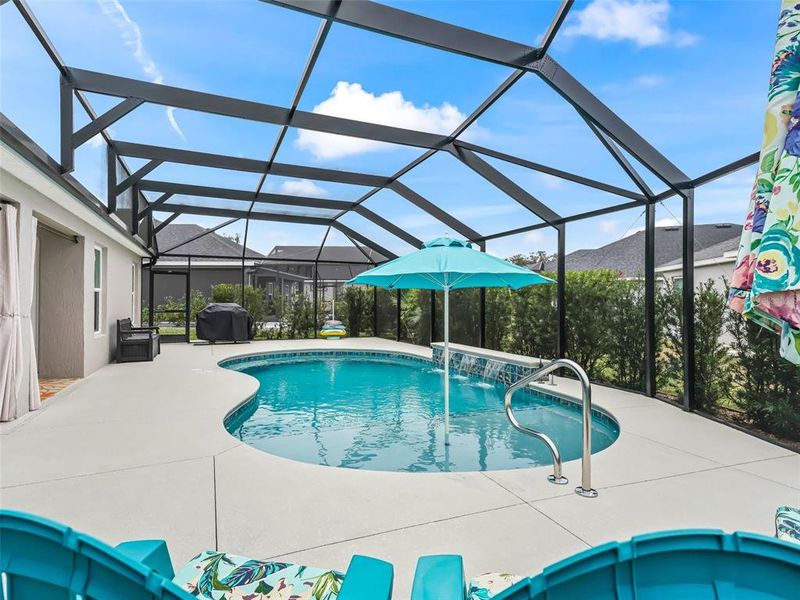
xmin=116 ymin=318 xmax=160 ymax=362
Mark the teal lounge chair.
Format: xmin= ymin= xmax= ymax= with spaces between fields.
xmin=0 ymin=510 xmax=393 ymax=600
xmin=410 ymin=530 xmax=800 ymax=600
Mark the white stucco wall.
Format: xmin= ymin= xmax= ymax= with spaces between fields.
xmin=658 ymin=260 xmax=736 ymax=293
xmin=1 ymin=143 xmax=148 ymax=418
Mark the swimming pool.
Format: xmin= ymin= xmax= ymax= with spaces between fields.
xmin=222 ymin=351 xmax=619 ymax=473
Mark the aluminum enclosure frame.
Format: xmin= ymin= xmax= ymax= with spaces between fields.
xmin=4 ymin=0 xmax=763 ymax=412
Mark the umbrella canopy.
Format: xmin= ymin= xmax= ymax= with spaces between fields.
xmin=729 ymin=1 xmax=800 ymax=365
xmin=349 ymin=237 xmax=554 ymax=446
xmin=349 ymin=237 xmax=553 ymax=290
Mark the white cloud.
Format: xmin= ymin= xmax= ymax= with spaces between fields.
xmin=599 ymin=220 xmax=618 ymax=233
xmin=296 ymin=82 xmax=483 ymax=160
xmin=634 ymin=74 xmax=666 ymax=87
xmin=525 ymin=230 xmax=546 ymax=244
xmin=564 ymin=0 xmax=698 ymax=48
xmin=279 ymin=179 xmax=329 ymax=198
xmin=538 ymin=174 xmax=564 ymax=190
xmin=97 ymin=0 xmax=185 ymax=139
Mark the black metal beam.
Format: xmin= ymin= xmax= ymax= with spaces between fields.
xmin=161 ymin=253 xmax=374 ymax=266
xmin=131 ymin=183 xmax=140 ymax=236
xmin=66 ymin=67 xmax=449 ymax=151
xmin=159 ymin=203 xmax=333 ymax=226
xmin=533 ymin=56 xmax=690 ymax=190
xmin=353 ymin=205 xmax=423 ymax=248
xmin=161 ymin=217 xmax=240 ymax=254
xmin=556 ymin=223 xmax=566 ymax=359
xmin=139 ymin=192 xmax=173 ymax=217
xmin=106 ymin=145 xmax=117 ymax=213
xmin=455 ymin=140 xmax=645 ymax=202
xmin=59 ymin=75 xmax=73 ymax=173
xmin=333 ymin=222 xmax=397 ymax=260
xmin=477 ymin=200 xmax=648 ymax=242
xmin=644 ymin=201 xmax=656 ymax=397
xmin=683 ymin=151 xmax=759 ymax=193
xmin=113 ymin=141 xmax=390 ymax=187
xmin=262 ymin=0 xmax=539 ymax=68
xmin=72 ymin=97 xmax=144 ymax=148
xmin=539 ymin=1 xmax=573 ymax=56
xmin=682 ymin=189 xmax=695 ymax=411
xmin=153 ymin=213 xmax=179 ymax=235
xmin=448 ymin=144 xmax=561 ymax=224
xmin=139 ymin=180 xmax=352 ymax=211
xmin=584 ymin=120 xmax=654 ymax=197
xmin=116 ymin=160 xmax=162 ymax=195
xmin=390 ymin=181 xmax=481 ymax=241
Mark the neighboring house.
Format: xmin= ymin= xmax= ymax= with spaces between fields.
xmin=542 ymin=223 xmax=742 ymax=290
xmin=253 ymin=245 xmax=384 ymax=304
xmin=656 ymin=235 xmax=741 ymax=293
xmin=144 ymin=222 xmax=268 ymax=306
xmin=146 ymin=230 xmax=382 ymax=310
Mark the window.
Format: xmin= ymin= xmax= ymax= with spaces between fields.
xmin=130 ymin=263 xmax=137 ymax=323
xmin=268 ymin=281 xmax=274 ymax=299
xmin=93 ymin=247 xmax=103 ymax=333
xmin=673 ymin=276 xmax=683 ymax=292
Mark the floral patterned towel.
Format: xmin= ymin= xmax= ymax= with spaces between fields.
xmin=776 ymin=505 xmax=800 ymax=544
xmin=467 ymin=572 xmax=524 ymax=599
xmin=730 ymin=0 xmax=800 ymax=365
xmin=174 ymin=550 xmax=345 ymax=600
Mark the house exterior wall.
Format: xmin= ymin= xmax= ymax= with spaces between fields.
xmin=658 ymin=261 xmax=735 ymax=293
xmin=1 ymin=144 xmax=148 ymax=418
xmin=37 ymin=227 xmax=84 ymax=378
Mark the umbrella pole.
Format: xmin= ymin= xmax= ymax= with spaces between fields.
xmin=444 ymin=285 xmax=450 ymax=446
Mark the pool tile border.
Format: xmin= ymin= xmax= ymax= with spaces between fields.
xmin=219 ymin=349 xmax=619 ymax=432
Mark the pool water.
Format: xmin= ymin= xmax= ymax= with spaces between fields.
xmin=225 ymin=354 xmax=619 ymax=473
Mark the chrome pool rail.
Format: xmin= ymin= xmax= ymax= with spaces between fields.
xmin=504 ymin=358 xmax=598 ymax=498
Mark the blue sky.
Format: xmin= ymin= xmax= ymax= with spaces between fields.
xmin=0 ymin=0 xmax=780 ymax=258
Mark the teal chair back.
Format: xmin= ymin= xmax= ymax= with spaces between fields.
xmin=0 ymin=510 xmax=192 ymax=600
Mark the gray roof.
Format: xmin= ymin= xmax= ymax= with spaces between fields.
xmin=266 ymin=245 xmax=385 ymax=263
xmin=543 ymin=223 xmax=742 ymax=277
xmin=156 ymin=222 xmax=266 ymax=260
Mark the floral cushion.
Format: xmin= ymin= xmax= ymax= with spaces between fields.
xmin=776 ymin=505 xmax=800 ymax=544
xmin=468 ymin=572 xmax=523 ymax=599
xmin=174 ymin=550 xmax=344 ymax=600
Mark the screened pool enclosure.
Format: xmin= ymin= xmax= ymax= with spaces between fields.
xmin=2 ymin=0 xmax=762 ymax=413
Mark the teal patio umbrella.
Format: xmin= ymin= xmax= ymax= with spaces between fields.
xmin=349 ymin=237 xmax=554 ymax=445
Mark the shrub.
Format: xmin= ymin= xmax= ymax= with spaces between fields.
xmin=282 ymin=292 xmax=314 ymax=338
xmin=506 ymin=276 xmax=557 ymax=359
xmin=728 ymin=312 xmax=800 ymax=440
xmin=485 ymin=287 xmax=512 ymax=350
xmin=563 ymin=270 xmax=619 ymax=380
xmin=399 ymin=288 xmax=429 ymax=344
xmin=336 ymin=286 xmax=374 ymax=337
xmin=605 ymin=278 xmax=645 ymax=390
xmin=211 ymin=283 xmax=267 ymax=323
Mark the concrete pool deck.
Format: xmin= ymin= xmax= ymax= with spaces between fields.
xmin=1 ymin=338 xmax=798 ymax=598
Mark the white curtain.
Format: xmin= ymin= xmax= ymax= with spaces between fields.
xmin=26 ymin=216 xmax=41 ymax=411
xmin=0 ymin=203 xmax=23 ymax=421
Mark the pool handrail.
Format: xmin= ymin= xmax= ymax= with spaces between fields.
xmin=504 ymin=358 xmax=597 ymax=497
